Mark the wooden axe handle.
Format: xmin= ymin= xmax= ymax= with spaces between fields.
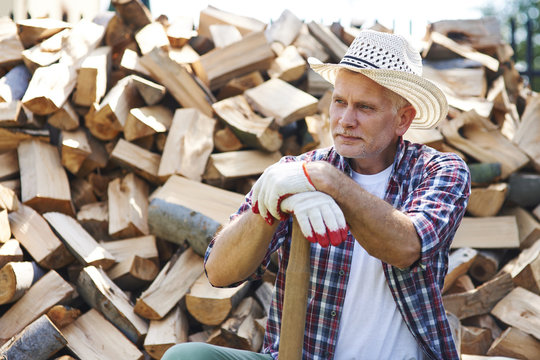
xmin=278 ymin=218 xmax=311 ymax=359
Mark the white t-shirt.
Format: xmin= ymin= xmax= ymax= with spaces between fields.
xmin=333 ymin=165 xmax=424 ymax=360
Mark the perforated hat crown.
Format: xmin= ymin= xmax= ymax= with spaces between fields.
xmin=309 ymin=30 xmax=448 ymax=129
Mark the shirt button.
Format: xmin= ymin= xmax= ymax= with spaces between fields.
xmin=339 ymin=270 xmax=345 ymax=276
xmin=331 ymin=310 xmax=337 ymax=317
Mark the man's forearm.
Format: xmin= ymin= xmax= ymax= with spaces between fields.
xmin=205 ymin=210 xmax=279 ymax=287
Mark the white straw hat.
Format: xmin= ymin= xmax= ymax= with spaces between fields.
xmin=308 ymin=30 xmax=448 ymax=129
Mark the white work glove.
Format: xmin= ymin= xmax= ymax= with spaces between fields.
xmin=251 ymin=161 xmax=316 ymax=224
xmin=280 ymin=191 xmax=349 ymax=248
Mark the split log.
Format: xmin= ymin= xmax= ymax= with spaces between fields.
xmin=20 ymin=29 xmax=67 ymax=74
xmin=60 ymin=129 xmax=92 ymax=175
xmin=491 ymin=287 xmax=540 ymax=339
xmin=212 ymin=95 xmax=282 ymax=152
xmin=76 ymin=265 xmax=149 ymax=344
xmin=443 ymin=247 xmax=478 ymax=293
xmin=147 ymin=175 xmax=244 ymax=255
xmin=507 ymin=172 xmax=540 ymax=209
xmin=443 ymin=272 xmax=514 ymax=319
xmin=0 ymin=150 xmax=18 ymax=181
xmin=107 ymin=255 xmax=159 ymax=290
xmin=0 ymin=261 xmax=44 ymax=305
xmin=452 ymin=216 xmax=519 ymax=249
xmin=0 ymin=209 xmax=9 ymax=243
xmin=197 ymin=5 xmax=266 ymax=38
xmin=63 ymin=308 xmax=144 ymax=360
xmin=107 ymin=172 xmax=149 ymax=238
xmin=267 ymin=45 xmax=306 ymax=82
xmin=467 ymin=163 xmax=501 ymax=187
xmin=0 ymin=64 xmax=30 ymax=102
xmin=428 ymin=18 xmax=503 ymax=52
xmin=501 ymin=206 xmax=540 ymax=250
xmin=100 ymin=235 xmax=158 ymax=264
xmin=158 ymin=108 xmax=216 ymax=182
xmin=120 ymin=48 xmax=152 ymax=77
xmin=43 ymin=212 xmax=116 ymax=270
xmin=463 ymin=314 xmax=502 ymax=341
xmin=144 ymin=305 xmax=189 ymax=360
xmin=216 ymin=71 xmax=264 ymax=100
xmin=207 ymin=297 xmax=265 ymax=352
xmin=186 ymin=273 xmax=250 ymax=326
xmin=446 ymin=274 xmax=476 ymax=295
xmin=124 ymin=105 xmax=173 ymax=141
xmin=70 ymin=177 xmax=98 ymax=211
xmin=0 ymin=315 xmax=66 ymax=360
xmin=166 ymin=16 xmax=195 ymax=48
xmin=244 ymin=78 xmax=318 ymax=127
xmin=423 ymin=66 xmax=487 ymax=99
xmin=265 ymin=9 xmax=303 ymax=47
xmin=140 ymin=47 xmax=214 ymax=117
xmin=111 ymin=0 xmax=152 ymax=32
xmin=46 ymin=305 xmax=81 ymax=329
xmin=467 ymin=183 xmax=508 ymax=217
xmin=486 ymin=327 xmax=540 ymax=360
xmin=514 ymin=95 xmax=540 ymax=172
xmin=307 ymin=21 xmax=348 ymax=62
xmin=203 ymin=150 xmax=282 ymax=185
xmin=110 ymin=138 xmax=161 ymax=184
xmin=303 ymin=114 xmax=333 ymax=151
xmin=9 ymin=204 xmax=74 ymax=269
xmin=135 ymin=22 xmax=170 ymax=55
xmin=461 ymin=326 xmax=493 ymax=355
xmin=131 ymin=75 xmax=166 ymax=106
xmin=209 ymin=24 xmax=242 ymax=48
xmin=192 ymin=31 xmax=275 ymax=91
xmin=213 ymin=126 xmax=244 ymax=152
xmin=72 ymin=133 xmax=108 ymax=176
xmin=0 ymin=101 xmax=27 ymax=127
xmin=469 ymin=250 xmax=506 ymax=283
xmin=294 ymin=24 xmax=330 ymax=63
xmin=0 ymin=239 xmax=23 ymax=268
xmin=403 ymin=128 xmax=444 ymax=150
xmin=47 ymin=101 xmax=79 ymax=131
xmin=0 ymin=127 xmax=49 ymax=153
xmin=0 ymin=18 xmax=24 ymax=67
xmin=16 ymin=18 xmax=70 ymax=49
xmin=0 ymin=184 xmax=18 ymax=212
xmin=0 ymin=270 xmax=74 ymax=343
xmin=254 ymin=281 xmax=273 ymax=316
xmin=72 ymin=46 xmax=111 ymax=107
xmin=76 ymin=201 xmax=110 ymax=241
xmin=135 ymin=248 xmax=204 ymax=320
xmin=168 ymin=44 xmax=200 ymax=65
xmin=18 ymin=139 xmax=74 ymax=216
xmin=500 ymin=238 xmax=540 ymax=294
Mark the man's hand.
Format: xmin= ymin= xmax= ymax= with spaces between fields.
xmin=252 ymin=161 xmax=316 ymax=224
xmin=280 ymin=191 xmax=349 ymax=247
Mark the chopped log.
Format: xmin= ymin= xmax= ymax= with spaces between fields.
xmin=0 ymin=209 xmax=8 ymax=243
xmin=166 ymin=16 xmax=195 ymax=48
xmin=207 ymin=297 xmax=265 ymax=352
xmin=428 ymin=18 xmax=502 ymax=52
xmin=110 ymin=138 xmax=160 ymax=184
xmin=43 ymin=212 xmax=115 ymax=270
xmin=9 ymin=204 xmax=74 ymax=269
xmin=487 ymin=327 xmax=540 ymax=360
xmin=463 ymin=314 xmax=503 ymax=341
xmin=294 ymin=24 xmax=330 ymax=63
xmin=70 ymin=177 xmax=98 ymax=211
xmin=216 ymin=71 xmax=264 ymax=100
xmin=0 ymin=314 xmax=66 ymax=360
xmin=0 ymin=18 xmax=24 ymax=67
xmin=302 ymin=114 xmax=333 ymax=151
xmin=491 ymin=287 xmax=540 ymax=339
xmin=86 ymin=75 xmax=144 ymax=140
xmin=0 ymin=64 xmax=31 ymax=102
xmin=212 ymin=95 xmax=282 ymax=152
xmin=0 ymin=101 xmax=27 ymax=128
xmin=131 ymin=75 xmax=166 ymax=106
xmin=192 ymin=31 xmax=275 ymax=91
xmin=507 ymin=172 xmax=540 ymax=209
xmin=209 ymin=24 xmax=242 ymax=48
xmin=46 ymin=305 xmax=81 ymax=328
xmin=0 ymin=270 xmax=74 ymax=343
xmin=124 ymin=105 xmax=173 ymax=141
xmin=140 ymin=47 xmax=214 ymax=117
xmin=147 ymin=175 xmax=244 ymax=255
xmin=452 ymin=216 xmax=519 ymax=249
xmin=307 ymin=21 xmax=348 ymax=62
xmin=502 ymin=207 xmax=540 ymax=250
xmin=0 ymin=239 xmax=23 ymax=269
xmin=72 ymin=46 xmax=111 ymax=107
xmin=100 ymin=235 xmax=158 ymax=264
xmin=514 ymin=95 xmax=540 ymax=172
xmin=254 ymin=281 xmax=273 ymax=316
xmin=76 ymin=133 xmax=109 ymax=177
xmin=144 ymin=305 xmax=189 ymax=360
xmin=135 ymin=22 xmax=170 ymax=55
xmin=186 ymin=273 xmax=250 ymax=326
xmin=461 ymin=326 xmax=493 ymax=355
xmin=0 ymin=261 xmax=44 ymax=305
xmin=0 ymin=183 xmax=18 ymax=212
xmin=76 ymin=201 xmax=110 ymax=241
xmin=48 ymin=101 xmax=79 ymax=131
xmin=189 ymin=329 xmax=214 ymax=343
xmin=423 ymin=66 xmax=487 ymax=99
xmin=267 ymin=45 xmax=306 ymax=82
xmin=0 ymin=127 xmax=49 ymax=153
xmin=204 ymin=150 xmax=282 ymax=185
xmin=168 ymin=44 xmax=200 ymax=65
xmin=443 ymin=247 xmax=478 ymax=293
xmin=198 ymin=5 xmax=266 ymax=38
xmin=158 ymin=108 xmax=215 ymax=182
xmin=467 ymin=183 xmax=508 ymax=217
xmin=63 ymin=308 xmax=144 ymax=360
xmin=111 ymin=0 xmax=152 ymax=32
xmin=20 ymin=29 xmax=67 ymax=74
xmin=60 ymin=128 xmax=92 ymax=175
xmin=499 ymin=238 xmax=540 ymax=291
xmin=76 ymin=265 xmax=149 ymax=344
xmin=213 ymin=126 xmax=244 ymax=152
xmin=441 ymin=110 xmax=529 ymax=179
xmin=244 ymin=78 xmax=318 ymax=127
xmin=16 ymin=18 xmax=70 ymax=49
xmin=0 ymin=150 xmax=18 ymax=181
xmin=469 ymin=250 xmax=506 ymax=283
xmin=107 ymin=254 xmax=159 ymax=290
xmin=446 ymin=274 xmax=476 ymax=295
xmin=443 ymin=272 xmax=514 ymax=319
xmin=120 ymin=48 xmax=152 ymax=77
xmin=135 ymin=248 xmax=204 ymax=320
xmin=107 ymin=172 xmax=149 ymax=238
xmin=265 ymin=9 xmax=303 ymax=47
xmin=403 ymin=127 xmax=444 ymax=150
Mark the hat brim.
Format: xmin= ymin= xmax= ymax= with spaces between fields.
xmin=308 ymin=57 xmax=448 ymax=129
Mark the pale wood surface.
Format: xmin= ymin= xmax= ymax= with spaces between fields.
xmin=209 ymin=24 xmax=242 ymax=48
xmin=502 ymin=207 xmax=540 ymax=250
xmin=0 ymin=261 xmax=44 ymax=305
xmin=111 ymin=138 xmax=161 ymax=184
xmin=131 ymin=76 xmax=166 ymax=106
xmin=60 ymin=128 xmax=92 ymax=175
xmin=204 ymin=150 xmax=282 ymax=181
xmin=144 ymin=305 xmax=189 ymax=360
xmin=443 ymin=247 xmax=477 ymax=293
xmin=0 ymin=239 xmax=23 ymax=269
xmin=198 ymin=5 xmax=266 ymax=38
xmin=72 ymin=46 xmax=111 ymax=106
xmin=265 ymin=9 xmax=303 ymax=47
xmin=0 ymin=150 xmax=18 ymax=181
xmin=491 ymin=287 xmax=540 ymax=340
xmin=467 ymin=183 xmax=508 ymax=217
xmin=135 ymin=22 xmax=170 ymax=55
xmin=487 ymin=327 xmax=540 ymax=360
xmin=0 ymin=18 xmax=24 ymax=67
xmin=452 ymin=216 xmax=520 ymax=249
xmin=267 ymin=45 xmax=306 ymax=82
xmin=514 ymin=94 xmax=540 ymax=172
xmin=48 ymin=101 xmax=79 ymax=131
xmin=100 ymin=235 xmax=158 ymax=263
xmin=16 ymin=18 xmax=70 ymax=48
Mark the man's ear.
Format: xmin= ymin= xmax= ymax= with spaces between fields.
xmin=395 ymin=105 xmax=416 ymax=136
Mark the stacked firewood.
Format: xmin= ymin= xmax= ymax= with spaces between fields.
xmin=0 ymin=1 xmax=539 ymax=358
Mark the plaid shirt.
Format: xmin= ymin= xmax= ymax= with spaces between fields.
xmin=204 ymin=138 xmax=470 ymax=360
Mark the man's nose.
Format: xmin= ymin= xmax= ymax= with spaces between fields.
xmin=339 ymin=106 xmax=356 ymax=127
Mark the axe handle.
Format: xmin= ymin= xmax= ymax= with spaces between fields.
xmin=278 ymin=218 xmax=311 ymax=359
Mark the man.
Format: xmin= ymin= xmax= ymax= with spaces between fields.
xmin=163 ymin=30 xmax=470 ymax=360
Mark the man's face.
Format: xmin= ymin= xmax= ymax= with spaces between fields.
xmin=329 ymin=70 xmax=409 ymax=174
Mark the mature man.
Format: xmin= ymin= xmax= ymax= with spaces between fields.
xmin=163 ymin=30 xmax=470 ymax=360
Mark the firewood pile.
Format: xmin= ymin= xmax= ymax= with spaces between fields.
xmin=0 ymin=0 xmax=539 ymax=358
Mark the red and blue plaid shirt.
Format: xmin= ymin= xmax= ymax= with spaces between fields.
xmin=204 ymin=138 xmax=470 ymax=359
